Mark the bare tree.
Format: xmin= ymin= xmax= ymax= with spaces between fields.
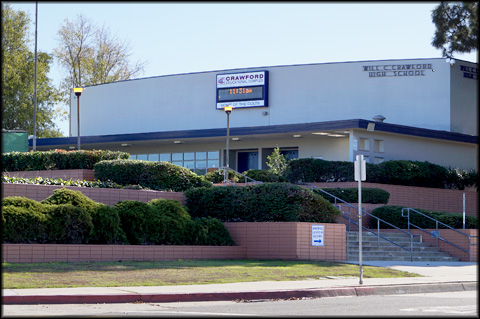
xmin=54 ymin=14 xmax=148 ymax=104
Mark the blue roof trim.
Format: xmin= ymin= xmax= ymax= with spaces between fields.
xmin=30 ymin=119 xmax=477 ymax=147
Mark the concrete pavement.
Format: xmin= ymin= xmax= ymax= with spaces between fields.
xmin=2 ymin=261 xmax=477 ymax=305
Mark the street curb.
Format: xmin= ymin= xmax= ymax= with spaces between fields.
xmin=2 ymin=282 xmax=476 ymax=305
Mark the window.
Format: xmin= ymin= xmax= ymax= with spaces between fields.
xmin=137 ymin=154 xmax=147 ymax=161
xmin=374 ymin=139 xmax=384 ymax=153
xmin=148 ymin=154 xmax=159 ymax=161
xmin=374 ymin=157 xmax=384 ymax=164
xmin=359 ymin=138 xmax=370 ymax=151
xmin=160 ymin=153 xmax=171 ymax=162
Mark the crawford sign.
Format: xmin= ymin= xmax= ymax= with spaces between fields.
xmin=216 ymin=71 xmax=268 ymax=109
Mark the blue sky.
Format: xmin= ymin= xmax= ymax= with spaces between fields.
xmin=6 ymin=1 xmax=478 ymax=136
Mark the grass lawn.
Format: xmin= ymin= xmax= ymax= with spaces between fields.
xmin=2 ymin=259 xmax=421 ymax=289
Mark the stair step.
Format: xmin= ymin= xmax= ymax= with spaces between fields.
xmin=345 ymin=231 xmax=458 ymax=262
xmin=348 ymin=256 xmax=461 ymax=262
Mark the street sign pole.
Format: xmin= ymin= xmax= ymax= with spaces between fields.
xmin=354 ymin=154 xmax=366 ymax=285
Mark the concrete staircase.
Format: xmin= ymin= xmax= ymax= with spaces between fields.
xmin=347 ymin=231 xmax=460 ymax=262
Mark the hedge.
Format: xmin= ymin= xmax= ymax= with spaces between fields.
xmin=184 ymin=182 xmax=341 ymax=223
xmin=369 ymin=205 xmax=478 ymax=229
xmin=2 ymin=189 xmax=234 ymax=246
xmin=94 ymin=159 xmax=212 ymax=191
xmin=284 ymin=158 xmax=477 ymax=190
xmin=2 ymin=149 xmax=130 ymax=171
xmin=314 ymin=188 xmax=390 ymax=204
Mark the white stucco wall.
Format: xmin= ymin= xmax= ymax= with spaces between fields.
xmin=71 ymin=58 xmax=463 ymax=137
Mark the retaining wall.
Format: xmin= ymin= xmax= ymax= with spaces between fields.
xmin=3 ymin=169 xmax=95 ymax=181
xmin=1 ymin=183 xmax=186 ymax=206
xmin=310 ymin=182 xmax=477 ymax=216
xmin=2 ymin=223 xmax=346 ymax=263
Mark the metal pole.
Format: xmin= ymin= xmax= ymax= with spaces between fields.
xmin=224 ymin=111 xmax=230 ymax=184
xmin=463 ymin=193 xmax=466 ymax=229
xmin=33 ymin=1 xmax=38 ymax=151
xmin=77 ymin=95 xmax=81 ymax=150
xmin=358 ymin=175 xmax=363 ymax=285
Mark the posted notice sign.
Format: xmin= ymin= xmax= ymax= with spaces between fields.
xmin=311 ymin=225 xmax=325 ymax=246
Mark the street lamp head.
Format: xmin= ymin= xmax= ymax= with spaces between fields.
xmin=224 ymin=105 xmax=233 ymax=114
xmin=73 ymin=87 xmax=84 ymax=97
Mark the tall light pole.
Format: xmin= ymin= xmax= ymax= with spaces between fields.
xmin=223 ymin=105 xmax=233 ymax=184
xmin=33 ymin=1 xmax=38 ymax=151
xmin=73 ymin=88 xmax=84 ymax=150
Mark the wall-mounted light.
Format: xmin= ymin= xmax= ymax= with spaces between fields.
xmin=173 ymin=141 xmax=184 ymax=144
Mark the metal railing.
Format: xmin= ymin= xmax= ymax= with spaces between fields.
xmin=401 ymin=208 xmax=477 ymax=262
xmin=307 ymin=185 xmax=419 ymax=262
xmin=219 ymin=167 xmax=263 ymax=186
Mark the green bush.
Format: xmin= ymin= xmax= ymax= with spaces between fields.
xmin=2 ymin=205 xmax=49 ymax=243
xmin=41 ymin=188 xmax=100 ymax=212
xmin=94 ymin=159 xmax=212 ymax=191
xmin=149 ymin=199 xmax=192 ymax=245
xmin=203 ymin=169 xmax=245 ymax=183
xmin=315 ymin=188 xmax=390 ymax=204
xmin=188 ymin=217 xmax=235 ymax=246
xmin=114 ymin=200 xmax=162 ymax=245
xmin=2 ymin=149 xmax=130 ymax=171
xmin=243 ymin=169 xmax=287 ymax=182
xmin=2 ymin=196 xmax=50 ymax=213
xmin=41 ymin=188 xmax=127 ymax=244
xmin=185 ymin=183 xmax=340 ymax=223
xmin=369 ymin=205 xmax=478 ymax=229
xmin=44 ymin=204 xmax=93 ymax=244
xmin=88 ymin=205 xmax=128 ymax=244
xmin=285 ymin=158 xmax=477 ymax=190
xmin=285 ymin=158 xmax=354 ymax=183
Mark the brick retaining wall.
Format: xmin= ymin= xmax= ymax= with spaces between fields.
xmin=1 ymin=183 xmax=186 ymax=206
xmin=4 ymin=169 xmax=95 ymax=181
xmin=310 ymin=182 xmax=477 ymax=216
xmin=2 ymin=222 xmax=346 ymax=263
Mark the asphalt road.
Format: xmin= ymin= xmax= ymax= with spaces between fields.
xmin=2 ymin=290 xmax=477 ymax=317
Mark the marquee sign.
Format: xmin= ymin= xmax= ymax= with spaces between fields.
xmin=216 ymin=71 xmax=268 ymax=109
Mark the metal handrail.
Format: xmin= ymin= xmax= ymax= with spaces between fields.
xmin=402 ymin=207 xmax=477 ymax=262
xmin=219 ymin=167 xmax=263 ymax=186
xmin=308 ymin=185 xmax=420 ymax=262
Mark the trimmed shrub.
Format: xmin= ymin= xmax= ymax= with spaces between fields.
xmin=243 ymin=169 xmax=287 ymax=182
xmin=285 ymin=158 xmax=477 ymax=190
xmin=149 ymin=199 xmax=192 ymax=245
xmin=189 ymin=217 xmax=235 ymax=246
xmin=2 ymin=196 xmax=51 ymax=213
xmin=367 ymin=160 xmax=448 ymax=188
xmin=94 ymin=159 xmax=212 ymax=191
xmin=185 ymin=183 xmax=340 ymax=223
xmin=114 ymin=200 xmax=162 ymax=245
xmin=41 ymin=188 xmax=127 ymax=244
xmin=44 ymin=204 xmax=93 ymax=244
xmin=41 ymin=188 xmax=100 ymax=212
xmin=203 ymin=169 xmax=244 ymax=183
xmin=315 ymin=188 xmax=390 ymax=204
xmin=184 ymin=186 xmax=248 ymax=222
xmin=285 ymin=158 xmax=354 ymax=183
xmin=369 ymin=205 xmax=478 ymax=229
xmin=2 ymin=205 xmax=49 ymax=243
xmin=88 ymin=205 xmax=128 ymax=244
xmin=2 ymin=149 xmax=130 ymax=171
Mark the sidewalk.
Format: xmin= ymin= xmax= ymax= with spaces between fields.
xmin=3 ymin=261 xmax=477 ymax=305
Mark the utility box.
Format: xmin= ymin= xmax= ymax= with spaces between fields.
xmin=2 ymin=130 xmax=29 ymax=153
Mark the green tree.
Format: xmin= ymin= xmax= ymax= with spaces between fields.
xmin=54 ymin=14 xmax=147 ymax=105
xmin=267 ymin=147 xmax=288 ymax=176
xmin=1 ymin=3 xmax=63 ymax=137
xmin=431 ymin=1 xmax=478 ymax=58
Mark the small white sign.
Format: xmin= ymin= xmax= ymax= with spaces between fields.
xmin=311 ymin=225 xmax=325 ymax=246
